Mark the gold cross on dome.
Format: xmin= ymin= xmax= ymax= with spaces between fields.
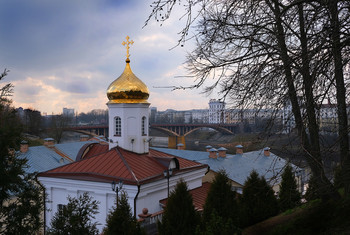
xmin=122 ymin=36 xmax=134 ymax=59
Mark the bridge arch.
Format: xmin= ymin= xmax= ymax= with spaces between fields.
xmin=150 ymin=126 xmax=180 ymax=137
xmin=183 ymin=126 xmax=234 ymax=136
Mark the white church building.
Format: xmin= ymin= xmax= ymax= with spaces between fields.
xmin=38 ymin=38 xmax=208 ymax=232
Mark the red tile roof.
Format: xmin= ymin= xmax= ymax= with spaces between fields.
xmin=159 ymin=182 xmax=211 ymax=211
xmin=39 ymin=145 xmax=207 ymax=185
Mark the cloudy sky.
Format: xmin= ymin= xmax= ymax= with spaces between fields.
xmin=0 ymin=0 xmax=214 ymax=114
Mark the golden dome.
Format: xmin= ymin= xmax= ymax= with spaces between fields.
xmin=107 ymin=59 xmax=150 ymax=104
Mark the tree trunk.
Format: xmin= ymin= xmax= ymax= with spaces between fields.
xmin=297 ymin=3 xmax=338 ymax=199
xmin=270 ymin=0 xmax=338 ymax=200
xmin=327 ymin=0 xmax=350 ymax=196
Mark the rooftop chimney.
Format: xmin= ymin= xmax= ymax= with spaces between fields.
xmin=205 ymin=145 xmax=212 ymax=152
xmin=20 ymin=140 xmax=29 ymax=153
xmin=236 ymin=145 xmax=243 ymax=154
xmin=177 ymin=143 xmax=185 ymax=150
xmin=209 ymin=148 xmax=218 ymax=159
xmin=264 ymin=147 xmax=270 ymax=157
xmin=218 ymin=147 xmax=227 ymax=157
xmin=80 ymin=135 xmax=89 ymax=142
xmin=44 ymin=138 xmax=55 ymax=148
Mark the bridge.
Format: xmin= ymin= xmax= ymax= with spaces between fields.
xmin=67 ymin=125 xmax=109 ymax=137
xmin=150 ymin=123 xmax=237 ymax=136
xmin=66 ymin=123 xmax=238 ymax=148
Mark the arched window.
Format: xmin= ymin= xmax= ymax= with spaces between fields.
xmin=142 ymin=116 xmax=147 ymax=136
xmin=115 ymin=116 xmax=121 ymax=136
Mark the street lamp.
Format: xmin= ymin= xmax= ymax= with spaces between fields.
xmin=111 ymin=180 xmax=123 ymax=207
xmin=163 ymin=168 xmax=173 ymax=198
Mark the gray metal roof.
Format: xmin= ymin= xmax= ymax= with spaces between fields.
xmin=18 ymin=146 xmax=69 ymax=174
xmin=55 ymin=141 xmax=96 ymax=161
xmin=151 ymin=147 xmax=298 ymax=186
xmin=18 ymin=141 xmax=97 ymax=174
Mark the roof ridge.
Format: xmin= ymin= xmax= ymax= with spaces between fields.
xmin=76 ymin=143 xmax=109 ymax=161
xmin=39 ymin=172 xmax=138 ymax=184
xmin=40 ymin=148 xmax=107 ymax=173
xmin=145 ymin=154 xmax=171 ymax=169
xmin=150 ymin=148 xmax=204 ymax=167
xmin=115 ymin=147 xmax=139 ymax=183
xmin=51 ymin=146 xmax=74 ymax=162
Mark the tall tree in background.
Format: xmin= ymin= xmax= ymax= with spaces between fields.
xmin=201 ymin=170 xmax=240 ymax=234
xmin=48 ymin=114 xmax=71 ymax=143
xmin=0 ymin=69 xmax=43 ymax=234
xmin=104 ymin=191 xmax=144 ymax=235
xmin=146 ymin=0 xmax=350 ymax=199
xmin=278 ymin=165 xmax=301 ymax=212
xmin=22 ymin=108 xmax=43 ymax=135
xmin=158 ymin=179 xmax=199 ymax=235
xmin=47 ymin=192 xmax=99 ymax=235
xmin=325 ymin=0 xmax=350 ymax=198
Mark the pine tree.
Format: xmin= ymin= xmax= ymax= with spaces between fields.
xmin=202 ymin=170 xmax=240 ymax=234
xmin=0 ymin=69 xmax=43 ymax=234
xmin=333 ymin=165 xmax=344 ymax=190
xmin=304 ymin=174 xmax=321 ymax=202
xmin=279 ymin=165 xmax=301 ymax=211
xmin=200 ymin=210 xmax=237 ymax=235
xmin=240 ymin=171 xmax=279 ymax=227
xmin=47 ymin=192 xmax=99 ymax=235
xmin=158 ymin=179 xmax=200 ymax=235
xmin=104 ymin=191 xmax=144 ymax=235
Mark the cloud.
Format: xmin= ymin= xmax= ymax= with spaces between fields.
xmin=1 ymin=0 xmax=216 ymax=114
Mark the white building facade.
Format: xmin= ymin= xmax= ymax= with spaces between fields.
xmin=209 ymin=99 xmax=226 ymax=124
xmin=40 ymin=166 xmax=206 ymax=232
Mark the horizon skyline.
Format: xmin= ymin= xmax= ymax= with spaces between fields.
xmin=0 ymin=0 xmax=219 ymax=114
xmin=16 ymin=102 xmax=215 ymax=115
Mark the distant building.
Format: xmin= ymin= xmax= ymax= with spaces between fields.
xmin=209 ymin=99 xmax=226 ymax=124
xmin=151 ymin=100 xmax=279 ymax=127
xmin=63 ymin=107 xmax=74 ymax=117
xmin=149 ymin=106 xmax=157 ymax=123
xmin=190 ymin=109 xmax=209 ymax=123
xmin=282 ymin=98 xmax=349 ymax=134
xmin=225 ymin=108 xmax=278 ymax=124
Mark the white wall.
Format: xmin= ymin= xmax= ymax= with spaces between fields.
xmin=108 ymin=103 xmax=150 ymax=153
xmin=38 ymin=167 xmax=207 ymax=233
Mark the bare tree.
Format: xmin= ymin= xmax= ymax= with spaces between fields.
xmin=324 ymin=0 xmax=350 ymax=197
xmin=49 ymin=114 xmax=71 ymax=143
xmin=146 ymin=0 xmax=350 ymax=199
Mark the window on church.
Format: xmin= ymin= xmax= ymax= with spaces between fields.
xmin=115 ymin=116 xmax=121 ymax=136
xmin=142 ymin=116 xmax=147 ymax=136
